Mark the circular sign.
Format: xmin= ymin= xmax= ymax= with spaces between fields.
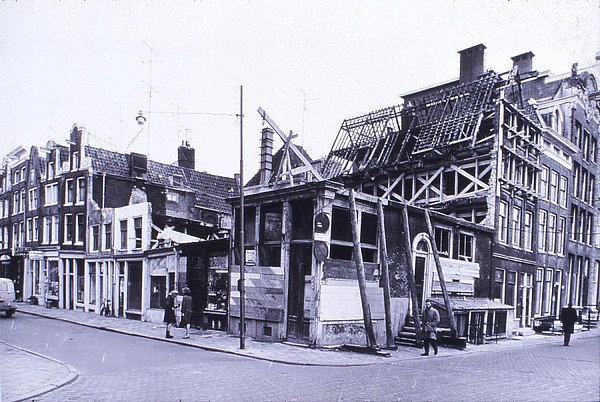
xmin=313 ymin=241 xmax=329 ymax=262
xmin=314 ymin=213 xmax=330 ymax=233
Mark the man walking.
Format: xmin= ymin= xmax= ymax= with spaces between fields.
xmin=560 ymin=302 xmax=578 ymax=346
xmin=421 ymin=299 xmax=440 ymax=356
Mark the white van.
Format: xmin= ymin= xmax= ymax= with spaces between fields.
xmin=0 ymin=278 xmax=17 ymax=317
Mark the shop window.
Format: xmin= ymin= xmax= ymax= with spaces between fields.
xmin=76 ymin=260 xmax=84 ymax=303
xmin=259 ymin=204 xmax=282 ymax=266
xmin=505 ymin=270 xmax=517 ymax=307
xmin=150 ymin=276 xmax=166 ymax=309
xmin=330 ymin=207 xmax=353 ymax=261
xmin=48 ymin=261 xmax=59 ymax=298
xmin=127 ymin=262 xmax=143 ymax=310
xmin=89 ymin=264 xmax=96 ymax=304
xmin=493 ymin=269 xmax=505 ymax=302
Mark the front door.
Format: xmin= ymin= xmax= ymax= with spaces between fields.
xmin=286 ymin=244 xmax=312 ymax=343
xmin=414 ymin=256 xmax=426 ymax=312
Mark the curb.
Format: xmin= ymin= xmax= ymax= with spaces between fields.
xmin=0 ymin=340 xmax=78 ymax=402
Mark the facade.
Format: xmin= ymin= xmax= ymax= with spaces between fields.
xmin=0 ymin=127 xmax=237 ymax=325
xmin=229 ymin=45 xmax=599 ymax=348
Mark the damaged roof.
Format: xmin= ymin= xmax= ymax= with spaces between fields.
xmin=321 ymin=71 xmax=531 ymax=180
xmin=86 ymin=146 xmax=237 ymax=213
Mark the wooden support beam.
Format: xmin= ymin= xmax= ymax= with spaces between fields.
xmin=377 ymin=199 xmax=394 ymax=348
xmin=348 ymin=189 xmax=378 ymax=348
xmin=424 ymin=209 xmax=457 ymax=337
xmin=401 ymin=203 xmax=423 ymax=344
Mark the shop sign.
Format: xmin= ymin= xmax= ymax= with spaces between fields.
xmin=28 ymin=251 xmax=44 ymax=260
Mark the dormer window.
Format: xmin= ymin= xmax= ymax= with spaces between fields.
xmin=172 ymin=174 xmax=183 ymax=187
xmin=48 ymin=162 xmax=55 ymax=179
xmin=72 ymin=152 xmax=80 ymax=170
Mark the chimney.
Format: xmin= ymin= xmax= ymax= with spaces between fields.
xmin=177 ymin=141 xmax=195 ymax=170
xmin=458 ymin=44 xmax=486 ymax=84
xmin=511 ymin=51 xmax=535 ymax=73
xmin=260 ymin=127 xmax=274 ymax=184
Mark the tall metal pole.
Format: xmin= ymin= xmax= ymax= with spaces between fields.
xmin=239 ymin=85 xmax=246 ymax=349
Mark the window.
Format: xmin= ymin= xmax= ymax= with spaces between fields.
xmin=512 ymin=206 xmax=521 ymax=247
xmin=21 ymin=166 xmax=26 ymax=182
xmin=458 ymin=232 xmax=474 ymax=262
xmin=76 ymin=260 xmax=84 ymax=303
xmin=64 ymin=214 xmax=73 ymax=243
xmin=259 ymin=204 xmax=283 ymax=266
xmin=52 ymin=216 xmax=59 ymax=244
xmin=43 ymin=217 xmax=51 ymax=244
xmin=498 ymin=201 xmax=508 ymax=244
xmin=535 ymin=268 xmax=543 ymax=315
xmin=28 ymin=188 xmax=38 ymax=210
xmin=91 ymin=226 xmax=99 ymax=251
xmin=134 ymin=217 xmax=143 ymax=249
xmin=539 ymin=166 xmax=549 ymax=199
xmin=166 ymin=192 xmax=179 ymax=202
xmin=72 ymin=152 xmax=80 ymax=170
xmin=557 ymin=217 xmax=565 ymax=255
xmin=88 ymin=263 xmax=96 ymax=304
xmin=12 ymin=223 xmax=18 ymax=248
xmin=65 ymin=179 xmax=74 ymax=204
xmin=150 ymin=276 xmax=166 ymax=309
xmin=330 ymin=207 xmax=353 ymax=261
xmin=559 ymin=176 xmax=568 ymax=207
xmin=47 ymin=162 xmax=55 ymax=179
xmin=76 ymin=213 xmax=85 ymax=244
xmin=27 ymin=218 xmax=33 ymax=242
xmin=19 ymin=189 xmax=25 ymax=212
xmin=13 ymin=169 xmax=20 ymax=184
xmin=360 ymin=212 xmax=378 ymax=263
xmin=549 ymin=171 xmax=559 ymax=204
xmin=493 ymin=269 xmax=505 ymax=302
xmin=33 ymin=217 xmax=39 ymax=242
xmin=77 ymin=177 xmax=85 ymax=203
xmin=434 ymin=227 xmax=452 ymax=257
xmin=538 ymin=210 xmax=547 ymax=252
xmin=120 ymin=220 xmax=127 ymax=250
xmin=505 ymin=270 xmax=517 ymax=307
xmin=104 ymin=223 xmax=112 ymax=251
xmin=544 ymin=269 xmax=553 ymax=314
xmin=12 ymin=191 xmax=18 ymax=214
xmin=45 ymin=183 xmax=58 ymax=205
xmin=524 ymin=211 xmax=533 ymax=251
xmin=548 ymin=213 xmax=556 ymax=253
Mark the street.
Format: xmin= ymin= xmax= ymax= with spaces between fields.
xmin=1 ymin=314 xmax=599 ymax=401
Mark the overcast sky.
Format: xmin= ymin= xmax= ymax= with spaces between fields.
xmin=1 ymin=1 xmax=598 ymax=179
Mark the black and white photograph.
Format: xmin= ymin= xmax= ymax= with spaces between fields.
xmin=1 ymin=1 xmax=599 ymax=401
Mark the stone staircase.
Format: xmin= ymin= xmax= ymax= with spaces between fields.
xmin=395 ymin=316 xmax=420 ymax=346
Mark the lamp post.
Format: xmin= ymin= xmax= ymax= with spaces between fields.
xmin=238 ymin=85 xmax=246 ymax=349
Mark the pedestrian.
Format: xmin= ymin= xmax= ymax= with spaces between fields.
xmin=560 ymin=302 xmax=578 ymax=346
xmin=181 ymin=287 xmax=193 ymax=339
xmin=421 ymin=299 xmax=440 ymax=356
xmin=164 ymin=290 xmax=178 ymax=338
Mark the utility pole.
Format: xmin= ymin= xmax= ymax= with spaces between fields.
xmin=238 ymin=85 xmax=246 ymax=350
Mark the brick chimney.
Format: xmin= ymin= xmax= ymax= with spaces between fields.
xmin=458 ymin=44 xmax=486 ymax=84
xmin=511 ymin=51 xmax=535 ymax=73
xmin=260 ymin=127 xmax=274 ymax=185
xmin=178 ymin=141 xmax=195 ymax=170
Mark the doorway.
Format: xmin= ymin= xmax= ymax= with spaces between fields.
xmin=413 ymin=236 xmax=431 ymax=312
xmin=286 ymin=243 xmax=312 ymax=343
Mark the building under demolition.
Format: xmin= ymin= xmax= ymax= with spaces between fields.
xmin=228 ymin=44 xmax=600 ymax=348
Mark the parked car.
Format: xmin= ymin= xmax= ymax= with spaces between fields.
xmin=0 ymin=278 xmax=17 ymax=317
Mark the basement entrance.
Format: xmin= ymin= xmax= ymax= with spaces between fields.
xmin=286 ymin=243 xmax=312 ymax=343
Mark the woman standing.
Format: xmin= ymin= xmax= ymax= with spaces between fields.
xmin=181 ymin=287 xmax=193 ymax=339
xmin=164 ymin=290 xmax=178 ymax=338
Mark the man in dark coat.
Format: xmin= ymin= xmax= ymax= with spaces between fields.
xmin=164 ymin=290 xmax=178 ymax=338
xmin=421 ymin=299 xmax=440 ymax=356
xmin=560 ymin=302 xmax=578 ymax=346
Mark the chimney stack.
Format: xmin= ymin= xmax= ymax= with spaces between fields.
xmin=511 ymin=51 xmax=535 ymax=73
xmin=260 ymin=127 xmax=274 ymax=185
xmin=458 ymin=44 xmax=486 ymax=84
xmin=177 ymin=141 xmax=195 ymax=170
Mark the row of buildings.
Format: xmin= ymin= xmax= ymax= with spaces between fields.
xmin=2 ymin=44 xmax=599 ymax=348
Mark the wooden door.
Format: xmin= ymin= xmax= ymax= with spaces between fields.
xmin=414 ymin=256 xmax=426 ymax=311
xmin=286 ymin=244 xmax=312 ymax=343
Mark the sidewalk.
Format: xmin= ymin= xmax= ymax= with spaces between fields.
xmin=2 ymin=302 xmax=598 ymax=401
